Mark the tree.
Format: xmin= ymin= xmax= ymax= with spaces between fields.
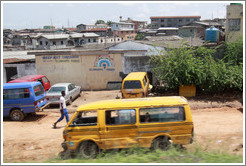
xmin=95 ymin=20 xmax=105 ymax=25
xmin=106 ymin=20 xmax=113 ymax=26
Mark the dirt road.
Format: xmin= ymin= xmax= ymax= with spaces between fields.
xmin=2 ymin=90 xmax=244 ymax=163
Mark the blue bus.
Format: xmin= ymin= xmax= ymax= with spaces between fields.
xmin=3 ymin=82 xmax=47 ymax=121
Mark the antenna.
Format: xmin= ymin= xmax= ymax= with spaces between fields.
xmin=50 ymin=18 xmax=53 ymax=27
xmin=68 ymin=18 xmax=70 ymax=28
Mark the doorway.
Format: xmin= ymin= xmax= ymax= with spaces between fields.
xmin=5 ymin=67 xmax=17 ymax=82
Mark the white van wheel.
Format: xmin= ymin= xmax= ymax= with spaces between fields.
xmin=151 ymin=137 xmax=171 ymax=151
xmin=10 ymin=109 xmax=25 ymax=121
xmin=78 ymin=141 xmax=99 ymax=159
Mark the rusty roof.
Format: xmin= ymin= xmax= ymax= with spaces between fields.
xmin=3 ymin=58 xmax=31 ymax=64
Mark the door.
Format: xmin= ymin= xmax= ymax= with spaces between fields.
xmin=41 ymin=76 xmax=51 ymax=91
xmin=66 ymin=111 xmax=100 ymax=150
xmin=68 ymin=84 xmax=77 ymax=99
xmin=102 ymin=109 xmax=138 ymax=149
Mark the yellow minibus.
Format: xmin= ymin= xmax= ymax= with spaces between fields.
xmin=62 ymin=96 xmax=194 ymax=158
xmin=121 ymin=72 xmax=152 ymax=98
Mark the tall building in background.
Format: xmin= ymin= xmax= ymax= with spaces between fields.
xmin=150 ymin=16 xmax=201 ymax=28
xmin=226 ymin=3 xmax=243 ymax=42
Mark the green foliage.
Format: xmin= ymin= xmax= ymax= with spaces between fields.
xmin=223 ymin=35 xmax=243 ymax=65
xmin=95 ymin=20 xmax=105 ymax=25
xmin=45 ymin=146 xmax=243 ymax=163
xmin=148 ymin=38 xmax=243 ymax=93
xmin=135 ymin=34 xmax=145 ymax=40
xmin=106 ymin=20 xmax=113 ymax=26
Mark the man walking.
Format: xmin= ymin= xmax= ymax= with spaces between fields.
xmin=53 ymin=91 xmax=69 ymax=128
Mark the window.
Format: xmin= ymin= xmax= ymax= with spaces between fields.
xmin=161 ymin=24 xmax=164 ymax=27
xmin=161 ymin=19 xmax=164 ymax=22
xmin=144 ymin=76 xmax=148 ymax=84
xmin=139 ymin=107 xmax=185 ymax=123
xmin=61 ymin=41 xmax=64 ymax=45
xmin=53 ymin=41 xmax=56 ymax=45
xmin=101 ymin=39 xmax=103 ymax=43
xmin=68 ymin=84 xmax=74 ymax=91
xmin=48 ymin=87 xmax=65 ymax=93
xmin=33 ymin=85 xmax=44 ymax=96
xmin=42 ymin=77 xmax=49 ymax=83
xmin=93 ymin=39 xmax=96 ymax=42
xmin=143 ymin=78 xmax=146 ymax=86
xmin=40 ymin=41 xmax=43 ymax=45
xmin=179 ymin=19 xmax=182 ymax=22
xmin=123 ymin=80 xmax=142 ymax=89
xmin=88 ymin=39 xmax=91 ymax=42
xmin=186 ymin=19 xmax=190 ymax=22
xmin=71 ymin=111 xmax=97 ymax=126
xmin=228 ymin=19 xmax=241 ymax=31
xmin=45 ymin=41 xmax=48 ymax=45
xmin=105 ymin=109 xmax=136 ymax=125
xmin=3 ymin=88 xmax=30 ymax=99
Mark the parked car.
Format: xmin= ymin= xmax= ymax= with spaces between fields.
xmin=3 ymin=82 xmax=47 ymax=121
xmin=8 ymin=75 xmax=51 ymax=91
xmin=46 ymin=83 xmax=81 ymax=105
xmin=121 ymin=72 xmax=152 ymax=98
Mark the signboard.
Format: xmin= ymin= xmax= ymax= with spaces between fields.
xmin=42 ymin=55 xmax=80 ymax=63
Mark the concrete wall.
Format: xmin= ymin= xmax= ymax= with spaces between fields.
xmin=35 ymin=52 xmax=123 ymax=90
xmin=3 ymin=63 xmax=36 ymax=83
xmin=123 ymin=56 xmax=151 ymax=74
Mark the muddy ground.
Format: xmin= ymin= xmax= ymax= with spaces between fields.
xmin=2 ymin=90 xmax=244 ymax=163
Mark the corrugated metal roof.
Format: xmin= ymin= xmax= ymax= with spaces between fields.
xmin=108 ymin=40 xmax=165 ymax=55
xmin=83 ymin=33 xmax=100 ymax=37
xmin=158 ymin=27 xmax=179 ymax=30
xmin=150 ymin=16 xmax=201 ymax=19
xmin=41 ymin=34 xmax=69 ymax=39
xmin=70 ymin=33 xmax=83 ymax=38
xmin=3 ymin=51 xmax=36 ymax=60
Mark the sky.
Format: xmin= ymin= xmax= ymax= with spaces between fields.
xmin=2 ymin=1 xmax=231 ymax=30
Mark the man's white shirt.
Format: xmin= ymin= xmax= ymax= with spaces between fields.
xmin=60 ymin=96 xmax=67 ymax=109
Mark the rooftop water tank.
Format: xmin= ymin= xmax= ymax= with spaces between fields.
xmin=205 ymin=26 xmax=219 ymax=42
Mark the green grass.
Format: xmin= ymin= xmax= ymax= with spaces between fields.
xmin=45 ymin=145 xmax=243 ymax=163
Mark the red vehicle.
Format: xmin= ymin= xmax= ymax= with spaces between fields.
xmin=8 ymin=75 xmax=51 ymax=91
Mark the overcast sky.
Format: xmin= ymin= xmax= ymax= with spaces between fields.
xmin=2 ymin=2 xmax=231 ymax=30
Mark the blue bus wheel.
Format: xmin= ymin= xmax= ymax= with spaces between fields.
xmin=10 ymin=109 xmax=25 ymax=121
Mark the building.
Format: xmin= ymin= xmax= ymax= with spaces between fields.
xmin=119 ymin=16 xmax=147 ymax=31
xmin=226 ymin=3 xmax=243 ymax=42
xmin=76 ymin=24 xmax=108 ymax=32
xmin=111 ymin=22 xmax=135 ymax=31
xmin=80 ymin=28 xmax=112 ymax=37
xmin=3 ymin=51 xmax=36 ymax=83
xmin=178 ymin=26 xmax=205 ymax=38
xmin=150 ymin=16 xmax=201 ymax=28
xmin=43 ymin=25 xmax=55 ymax=29
xmin=113 ymin=30 xmax=137 ymax=41
xmin=35 ymin=33 xmax=100 ymax=49
xmin=36 ymin=34 xmax=70 ymax=50
xmin=29 ymin=41 xmax=165 ymax=90
xmin=111 ymin=22 xmax=136 ymax=41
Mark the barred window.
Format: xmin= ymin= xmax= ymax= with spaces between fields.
xmin=228 ymin=19 xmax=241 ymax=31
